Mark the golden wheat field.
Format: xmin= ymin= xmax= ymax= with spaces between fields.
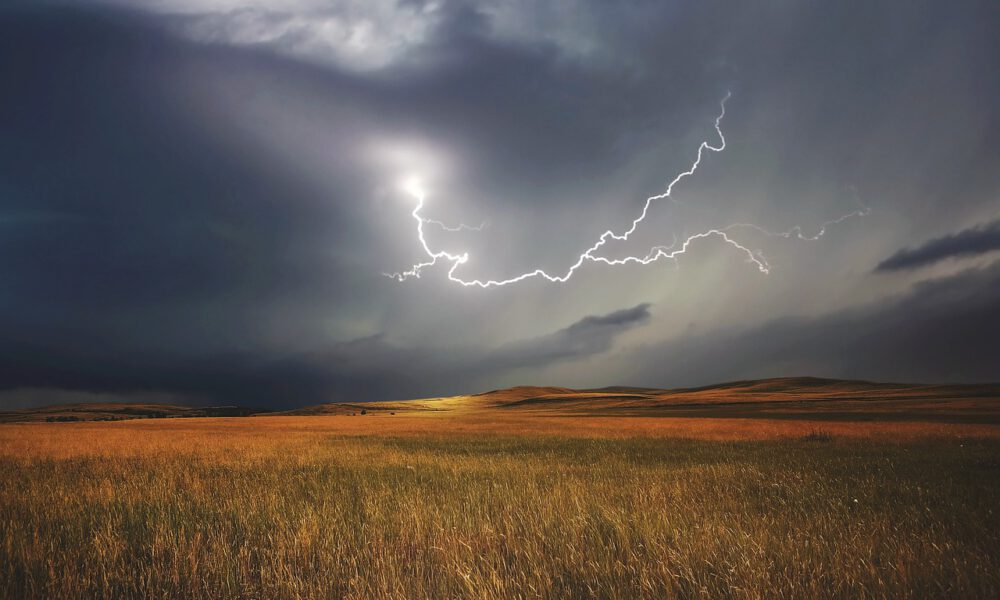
xmin=1 ymin=414 xmax=999 ymax=599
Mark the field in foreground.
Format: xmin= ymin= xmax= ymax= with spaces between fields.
xmin=2 ymin=415 xmax=1000 ymax=599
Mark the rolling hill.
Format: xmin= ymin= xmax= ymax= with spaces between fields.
xmin=275 ymin=377 xmax=1000 ymax=423
xmin=3 ymin=377 xmax=999 ymax=423
xmin=0 ymin=403 xmax=263 ymax=423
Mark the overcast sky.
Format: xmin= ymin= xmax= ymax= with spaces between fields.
xmin=1 ymin=0 xmax=998 ymax=408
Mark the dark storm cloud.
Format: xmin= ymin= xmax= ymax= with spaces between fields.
xmin=0 ymin=1 xmax=703 ymax=408
xmin=875 ymin=220 xmax=1000 ymax=272
xmin=488 ymin=303 xmax=651 ymax=370
xmin=1 ymin=0 xmax=998 ymax=407
xmin=0 ymin=303 xmax=651 ymax=408
xmin=630 ymin=261 xmax=1000 ymax=386
xmin=0 ymin=3 xmax=449 ymax=361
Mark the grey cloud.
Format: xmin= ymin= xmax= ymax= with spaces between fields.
xmin=629 ymin=262 xmax=1000 ymax=387
xmin=1 ymin=0 xmax=998 ymax=408
xmin=0 ymin=303 xmax=652 ymax=408
xmin=876 ymin=219 xmax=1000 ymax=272
xmin=173 ymin=2 xmax=445 ymax=73
xmin=106 ymin=0 xmax=658 ymax=74
xmin=488 ymin=303 xmax=651 ymax=370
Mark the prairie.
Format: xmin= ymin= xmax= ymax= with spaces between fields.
xmin=1 ymin=407 xmax=1000 ymax=599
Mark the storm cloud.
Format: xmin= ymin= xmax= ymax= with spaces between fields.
xmin=876 ymin=219 xmax=1000 ymax=272
xmin=628 ymin=262 xmax=1000 ymax=386
xmin=0 ymin=303 xmax=654 ymax=408
xmin=1 ymin=0 xmax=998 ymax=407
xmin=489 ymin=303 xmax=651 ymax=370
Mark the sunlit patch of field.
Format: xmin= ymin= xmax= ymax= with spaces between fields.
xmin=1 ymin=416 xmax=999 ymax=598
xmin=279 ymin=378 xmax=1000 ymax=424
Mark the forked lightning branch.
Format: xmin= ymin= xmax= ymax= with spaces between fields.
xmin=386 ymin=94 xmax=867 ymax=288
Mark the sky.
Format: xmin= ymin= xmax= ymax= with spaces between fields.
xmin=1 ymin=0 xmax=998 ymax=409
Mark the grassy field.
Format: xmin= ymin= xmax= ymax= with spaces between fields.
xmin=1 ymin=416 xmax=999 ymax=599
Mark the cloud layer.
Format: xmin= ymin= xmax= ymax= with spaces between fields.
xmin=876 ymin=220 xmax=1000 ymax=272
xmin=1 ymin=0 xmax=998 ymax=407
xmin=628 ymin=262 xmax=1000 ymax=387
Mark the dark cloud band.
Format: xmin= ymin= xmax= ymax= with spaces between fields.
xmin=876 ymin=220 xmax=1000 ymax=272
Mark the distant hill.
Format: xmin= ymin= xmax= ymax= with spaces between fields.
xmin=275 ymin=377 xmax=1000 ymax=423
xmin=0 ymin=403 xmax=264 ymax=423
xmin=5 ymin=377 xmax=1000 ymax=423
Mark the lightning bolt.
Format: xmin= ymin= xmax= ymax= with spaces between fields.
xmin=724 ymin=199 xmax=870 ymax=241
xmin=386 ymin=93 xmax=865 ymax=288
xmin=424 ymin=218 xmax=487 ymax=233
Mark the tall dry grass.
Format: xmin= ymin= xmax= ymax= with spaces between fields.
xmin=1 ymin=419 xmax=998 ymax=598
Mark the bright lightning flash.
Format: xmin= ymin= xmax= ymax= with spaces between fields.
xmin=386 ymin=93 xmax=865 ymax=288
